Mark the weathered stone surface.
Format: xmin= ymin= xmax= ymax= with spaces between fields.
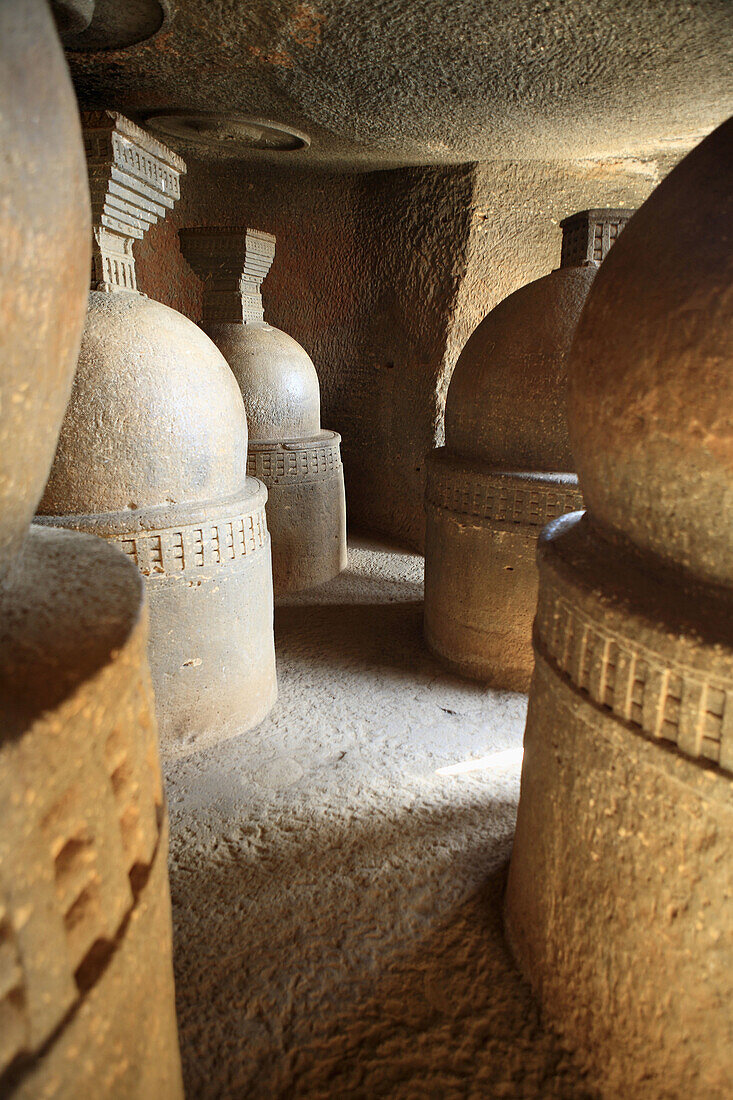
xmin=0 ymin=526 xmax=183 ymax=1098
xmin=424 ymin=211 xmax=630 ymax=687
xmin=38 ymin=116 xmax=277 ymax=749
xmin=209 ymin=323 xmax=322 ymax=441
xmin=53 ymin=0 xmax=166 ymax=51
xmin=568 ymin=120 xmax=733 ymax=589
xmin=506 ymin=120 xmax=733 ymax=1097
xmin=506 ymin=515 xmax=733 ymax=1097
xmin=132 ymin=156 xmax=671 ymax=552
xmin=38 ymin=289 xmax=277 ymax=751
xmin=41 ymin=291 xmax=248 ymax=515
xmin=180 ymin=226 xmax=346 ymax=594
xmin=0 ymin=0 xmax=90 ymax=587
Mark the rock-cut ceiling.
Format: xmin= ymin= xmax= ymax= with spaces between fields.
xmin=64 ymin=0 xmax=733 ymax=170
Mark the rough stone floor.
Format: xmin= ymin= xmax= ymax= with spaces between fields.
xmin=165 ymin=537 xmax=594 ymax=1099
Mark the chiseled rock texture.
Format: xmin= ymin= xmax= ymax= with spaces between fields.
xmin=422 ymin=211 xmax=624 ymax=689
xmin=179 ymin=225 xmax=347 ymax=594
xmin=65 ymin=1 xmax=731 ymax=171
xmin=40 ymin=292 xmax=248 ymax=516
xmin=445 ymin=264 xmax=597 ymax=470
xmin=209 ymin=322 xmax=322 ymax=441
xmin=1 ymin=18 xmax=182 ymax=1093
xmin=62 ymin=0 xmax=729 ymax=549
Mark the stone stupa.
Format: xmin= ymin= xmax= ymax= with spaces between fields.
xmin=423 ymin=209 xmax=633 ymax=690
xmin=179 ymin=227 xmax=347 ymax=594
xmin=0 ymin=4 xmax=182 ymax=1096
xmin=37 ymin=113 xmax=277 ymax=753
xmin=505 ymin=119 xmax=733 ymax=1097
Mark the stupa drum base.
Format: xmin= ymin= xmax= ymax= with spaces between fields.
xmin=424 ymin=450 xmax=582 ymax=690
xmin=36 ymin=478 xmax=277 ymax=755
xmin=505 ymin=513 xmax=733 ymax=1098
xmin=0 ymin=526 xmax=182 ymax=1097
xmin=247 ymin=431 xmax=347 ymax=595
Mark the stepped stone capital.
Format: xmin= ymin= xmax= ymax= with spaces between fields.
xmin=560 ymin=207 xmax=634 ymax=268
xmin=179 ymin=226 xmax=276 ymax=324
xmin=82 ymin=110 xmax=186 ymax=292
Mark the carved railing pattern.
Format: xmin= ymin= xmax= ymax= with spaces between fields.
xmin=247 ymin=437 xmax=342 ymax=483
xmin=114 ymin=506 xmax=269 ymax=579
xmin=535 ymin=572 xmax=733 ymax=771
xmin=426 ymin=463 xmax=583 ymax=531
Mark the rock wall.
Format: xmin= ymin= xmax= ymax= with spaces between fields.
xmin=134 ymin=153 xmax=675 ymax=550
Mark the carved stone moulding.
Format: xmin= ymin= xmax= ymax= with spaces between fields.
xmin=0 ymin=526 xmax=183 ymax=1098
xmin=505 ymin=513 xmax=733 ymax=1097
xmin=559 ymin=207 xmax=633 ymax=268
xmin=247 ymin=433 xmax=347 ymax=594
xmin=82 ymin=110 xmax=185 ymax=293
xmin=423 ymin=450 xmax=582 ymax=690
xmin=180 ymin=226 xmax=276 ymax=324
xmin=145 ymin=112 xmax=310 ymax=154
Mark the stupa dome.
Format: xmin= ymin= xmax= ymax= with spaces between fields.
xmin=206 ymin=321 xmax=321 ymax=441
xmin=0 ymin=0 xmax=90 ymax=584
xmin=567 ymin=119 xmax=733 ymax=588
xmin=445 ymin=264 xmax=597 ymax=471
xmin=40 ymin=290 xmax=248 ymax=517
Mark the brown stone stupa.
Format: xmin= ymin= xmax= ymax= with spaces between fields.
xmin=1 ymin=4 xmax=182 ymax=1096
xmin=423 ymin=209 xmax=633 ymax=690
xmin=506 ymin=119 xmax=733 ymax=1097
xmin=179 ymin=227 xmax=347 ymax=594
xmin=37 ymin=113 xmax=277 ymax=754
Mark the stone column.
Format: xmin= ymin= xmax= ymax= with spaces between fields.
xmin=37 ymin=115 xmax=277 ymax=753
xmin=0 ymin=5 xmax=182 ymax=1096
xmin=181 ymin=226 xmax=347 ymax=594
xmin=424 ymin=209 xmax=633 ymax=690
xmin=505 ymin=120 xmax=733 ymax=1097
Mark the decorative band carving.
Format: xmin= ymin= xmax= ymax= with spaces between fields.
xmin=114 ymin=506 xmax=269 ymax=579
xmin=535 ymin=560 xmax=733 ymax=772
xmin=247 ymin=434 xmax=343 ymax=484
xmin=426 ymin=455 xmax=582 ymax=531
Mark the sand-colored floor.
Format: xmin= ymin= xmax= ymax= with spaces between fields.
xmin=165 ymin=538 xmax=593 ymax=1098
